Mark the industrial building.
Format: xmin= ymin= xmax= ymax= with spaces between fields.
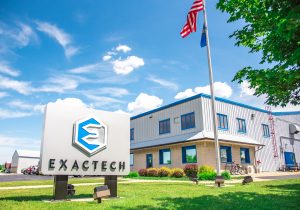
xmin=11 ymin=150 xmax=40 ymax=174
xmin=130 ymin=93 xmax=300 ymax=172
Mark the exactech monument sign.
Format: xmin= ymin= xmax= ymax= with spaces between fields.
xmin=40 ymin=102 xmax=130 ymax=176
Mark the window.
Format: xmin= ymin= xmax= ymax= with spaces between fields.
xmin=159 ymin=119 xmax=170 ymax=135
xmin=220 ymin=146 xmax=232 ymax=163
xmin=262 ymin=124 xmax=270 ymax=137
xmin=217 ymin=113 xmax=228 ymax=130
xmin=181 ymin=112 xmax=195 ymax=130
xmin=237 ymin=118 xmax=246 ymax=133
xmin=159 ymin=149 xmax=171 ymax=165
xmin=130 ymin=128 xmax=134 ymax=141
xmin=182 ymin=145 xmax=197 ymax=163
xmin=130 ymin=153 xmax=134 ymax=166
xmin=240 ymin=148 xmax=250 ymax=164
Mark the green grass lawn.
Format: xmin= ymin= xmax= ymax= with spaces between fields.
xmin=0 ymin=179 xmax=300 ymax=210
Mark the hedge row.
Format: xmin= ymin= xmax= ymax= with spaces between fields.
xmin=138 ymin=167 xmax=185 ymax=178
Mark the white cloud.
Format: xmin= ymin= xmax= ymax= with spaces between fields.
xmin=240 ymin=80 xmax=255 ymax=96
xmin=36 ymin=76 xmax=78 ymax=93
xmin=68 ymin=63 xmax=101 ymax=74
xmin=175 ymin=82 xmax=233 ymax=100
xmin=47 ymin=98 xmax=87 ymax=108
xmin=0 ymin=134 xmax=40 ymax=148
xmin=116 ymin=45 xmax=131 ymax=53
xmin=148 ymin=75 xmax=178 ymax=91
xmin=114 ymin=109 xmax=130 ymax=115
xmin=102 ymin=55 xmax=112 ymax=61
xmin=35 ymin=21 xmax=79 ymax=58
xmin=0 ymin=75 xmax=32 ymax=95
xmin=128 ymin=93 xmax=163 ymax=115
xmin=0 ymin=62 xmax=20 ymax=77
xmin=112 ymin=56 xmax=144 ymax=75
xmin=83 ymin=87 xmax=129 ymax=98
xmin=0 ymin=108 xmax=32 ymax=119
xmin=86 ymin=94 xmax=124 ymax=107
xmin=8 ymin=100 xmax=45 ymax=113
xmin=0 ymin=92 xmax=8 ymax=98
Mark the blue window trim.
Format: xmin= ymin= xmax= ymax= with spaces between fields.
xmin=237 ymin=118 xmax=247 ymax=133
xmin=159 ymin=118 xmax=171 ymax=135
xmin=262 ymin=124 xmax=270 ymax=138
xmin=240 ymin=148 xmax=250 ymax=164
xmin=130 ymin=153 xmax=134 ymax=166
xmin=130 ymin=128 xmax=134 ymax=141
xmin=182 ymin=145 xmax=197 ymax=164
xmin=220 ymin=146 xmax=232 ymax=163
xmin=159 ymin=148 xmax=171 ymax=165
xmin=181 ymin=112 xmax=196 ymax=130
xmin=217 ymin=113 xmax=229 ymax=130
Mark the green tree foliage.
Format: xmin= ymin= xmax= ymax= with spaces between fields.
xmin=217 ymin=0 xmax=300 ymax=106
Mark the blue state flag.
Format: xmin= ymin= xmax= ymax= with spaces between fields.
xmin=200 ymin=24 xmax=206 ymax=48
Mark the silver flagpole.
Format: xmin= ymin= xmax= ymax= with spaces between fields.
xmin=202 ymin=0 xmax=221 ymax=176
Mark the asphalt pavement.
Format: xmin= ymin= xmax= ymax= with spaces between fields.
xmin=0 ymin=174 xmax=53 ymax=182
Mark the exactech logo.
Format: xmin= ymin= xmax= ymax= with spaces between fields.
xmin=73 ymin=116 xmax=108 ymax=156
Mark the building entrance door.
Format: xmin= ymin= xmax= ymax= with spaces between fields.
xmin=284 ymin=152 xmax=296 ymax=167
xmin=146 ymin=154 xmax=153 ymax=168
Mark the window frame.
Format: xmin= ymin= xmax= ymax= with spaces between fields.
xmin=159 ymin=118 xmax=171 ymax=135
xmin=262 ymin=124 xmax=270 ymax=137
xmin=240 ymin=148 xmax=250 ymax=164
xmin=130 ymin=128 xmax=134 ymax=141
xmin=181 ymin=112 xmax=196 ymax=130
xmin=237 ymin=118 xmax=247 ymax=133
xmin=220 ymin=146 xmax=232 ymax=163
xmin=159 ymin=148 xmax=171 ymax=165
xmin=182 ymin=145 xmax=197 ymax=164
xmin=130 ymin=153 xmax=134 ymax=166
xmin=217 ymin=113 xmax=229 ymax=130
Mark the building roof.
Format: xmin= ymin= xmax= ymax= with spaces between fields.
xmin=131 ymin=131 xmax=263 ymax=150
xmin=131 ymin=93 xmax=300 ymax=120
xmin=15 ymin=150 xmax=40 ymax=158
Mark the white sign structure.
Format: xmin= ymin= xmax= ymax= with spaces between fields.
xmin=40 ymin=102 xmax=130 ymax=175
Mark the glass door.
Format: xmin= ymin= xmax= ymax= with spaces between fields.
xmin=146 ymin=154 xmax=153 ymax=168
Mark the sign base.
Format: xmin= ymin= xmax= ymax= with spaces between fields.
xmin=104 ymin=175 xmax=117 ymax=197
xmin=53 ymin=175 xmax=68 ymax=200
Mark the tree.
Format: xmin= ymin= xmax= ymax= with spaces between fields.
xmin=217 ymin=0 xmax=300 ymax=107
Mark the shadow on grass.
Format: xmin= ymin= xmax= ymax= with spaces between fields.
xmin=0 ymin=194 xmax=93 ymax=202
xmin=112 ymin=183 xmax=300 ymax=210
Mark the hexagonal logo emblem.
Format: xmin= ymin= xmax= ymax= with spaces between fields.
xmin=73 ymin=116 xmax=108 ymax=156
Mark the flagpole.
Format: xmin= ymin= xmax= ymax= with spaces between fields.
xmin=202 ymin=0 xmax=221 ymax=176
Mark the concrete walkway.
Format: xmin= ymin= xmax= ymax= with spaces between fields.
xmin=0 ymin=172 xmax=299 ymax=190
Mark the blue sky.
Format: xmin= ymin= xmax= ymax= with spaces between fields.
xmin=0 ymin=0 xmax=298 ymax=162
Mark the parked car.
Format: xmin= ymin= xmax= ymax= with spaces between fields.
xmin=22 ymin=165 xmax=39 ymax=175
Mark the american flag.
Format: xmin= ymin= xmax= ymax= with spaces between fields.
xmin=180 ymin=0 xmax=204 ymax=38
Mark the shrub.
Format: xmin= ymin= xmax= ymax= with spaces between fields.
xmin=124 ymin=171 xmax=139 ymax=178
xmin=183 ymin=164 xmax=198 ymax=178
xmin=221 ymin=171 xmax=231 ymax=180
xmin=138 ymin=168 xmax=148 ymax=176
xmin=147 ymin=168 xmax=159 ymax=177
xmin=198 ymin=171 xmax=217 ymax=180
xmin=170 ymin=168 xmax=185 ymax=178
xmin=199 ymin=165 xmax=214 ymax=173
xmin=158 ymin=167 xmax=171 ymax=177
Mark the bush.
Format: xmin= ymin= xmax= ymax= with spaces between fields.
xmin=198 ymin=171 xmax=217 ymax=180
xmin=138 ymin=168 xmax=148 ymax=176
xmin=199 ymin=165 xmax=214 ymax=173
xmin=221 ymin=171 xmax=231 ymax=180
xmin=170 ymin=168 xmax=185 ymax=178
xmin=147 ymin=168 xmax=159 ymax=177
xmin=124 ymin=171 xmax=139 ymax=178
xmin=183 ymin=164 xmax=198 ymax=178
xmin=158 ymin=167 xmax=171 ymax=177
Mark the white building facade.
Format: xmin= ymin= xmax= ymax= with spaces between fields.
xmin=11 ymin=150 xmax=40 ymax=174
xmin=130 ymin=93 xmax=300 ymax=172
